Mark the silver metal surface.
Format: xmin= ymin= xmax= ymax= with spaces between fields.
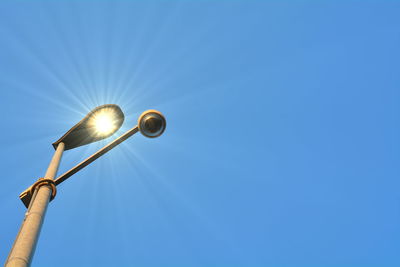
xmin=5 ymin=142 xmax=65 ymax=267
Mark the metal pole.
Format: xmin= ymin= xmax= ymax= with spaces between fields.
xmin=5 ymin=142 xmax=65 ymax=267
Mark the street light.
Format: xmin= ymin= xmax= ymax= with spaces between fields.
xmin=6 ymin=105 xmax=166 ymax=267
xmin=52 ymin=104 xmax=125 ymax=150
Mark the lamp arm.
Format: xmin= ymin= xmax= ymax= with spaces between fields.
xmin=55 ymin=125 xmax=139 ymax=185
xmin=20 ymin=126 xmax=139 ymax=207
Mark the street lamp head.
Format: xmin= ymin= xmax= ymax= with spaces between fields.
xmin=89 ymin=107 xmax=121 ymax=137
xmin=52 ymin=104 xmax=124 ymax=150
xmin=138 ymin=110 xmax=166 ymax=138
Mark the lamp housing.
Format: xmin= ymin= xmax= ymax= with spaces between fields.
xmin=138 ymin=110 xmax=166 ymax=138
xmin=52 ymin=104 xmax=124 ymax=150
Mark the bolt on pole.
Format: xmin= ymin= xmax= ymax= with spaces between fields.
xmin=5 ymin=142 xmax=65 ymax=267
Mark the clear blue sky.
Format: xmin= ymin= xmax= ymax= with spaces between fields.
xmin=0 ymin=1 xmax=399 ymax=266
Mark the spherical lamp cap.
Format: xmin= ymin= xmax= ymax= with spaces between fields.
xmin=138 ymin=110 xmax=166 ymax=138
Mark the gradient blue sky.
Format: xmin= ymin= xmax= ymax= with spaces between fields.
xmin=0 ymin=1 xmax=399 ymax=266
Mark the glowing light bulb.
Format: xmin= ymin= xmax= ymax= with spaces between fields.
xmin=90 ymin=109 xmax=117 ymax=136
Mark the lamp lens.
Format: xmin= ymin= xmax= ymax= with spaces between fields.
xmin=144 ymin=116 xmax=162 ymax=134
xmin=140 ymin=113 xmax=165 ymax=137
xmin=90 ymin=109 xmax=118 ymax=136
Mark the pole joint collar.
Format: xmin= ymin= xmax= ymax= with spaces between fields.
xmin=20 ymin=178 xmax=57 ymax=208
xmin=29 ymin=178 xmax=57 ymax=202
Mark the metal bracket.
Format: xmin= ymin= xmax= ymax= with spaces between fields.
xmin=19 ymin=178 xmax=57 ymax=208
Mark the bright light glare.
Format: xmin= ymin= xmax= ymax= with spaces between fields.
xmin=90 ymin=110 xmax=117 ymax=136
